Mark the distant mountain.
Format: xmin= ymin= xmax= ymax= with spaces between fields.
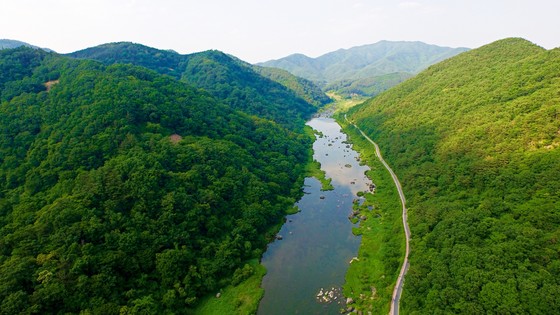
xmin=69 ymin=42 xmax=329 ymax=127
xmin=348 ymin=38 xmax=560 ymax=314
xmin=0 ymin=39 xmax=52 ymax=51
xmin=259 ymin=40 xmax=469 ymax=97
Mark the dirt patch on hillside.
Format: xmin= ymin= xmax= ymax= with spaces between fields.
xmin=169 ymin=134 xmax=182 ymax=144
xmin=44 ymin=80 xmax=59 ymax=92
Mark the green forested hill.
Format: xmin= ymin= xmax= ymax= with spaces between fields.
xmin=248 ymin=64 xmax=331 ymax=107
xmin=179 ymin=50 xmax=317 ymax=128
xmin=0 ymin=39 xmax=51 ymax=51
xmin=0 ymin=47 xmax=311 ymax=314
xmin=348 ymin=38 xmax=560 ymax=313
xmin=68 ymin=42 xmax=184 ymax=78
xmin=69 ymin=42 xmax=328 ymax=128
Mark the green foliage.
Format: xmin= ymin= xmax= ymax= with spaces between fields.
xmin=338 ymin=116 xmax=404 ymax=314
xmin=181 ymin=50 xmax=315 ymax=129
xmin=349 ymin=38 xmax=560 ymax=313
xmin=69 ymin=43 xmax=327 ymax=129
xmin=0 ymin=48 xmax=312 ymax=313
xmin=68 ymin=42 xmax=184 ymax=78
xmin=302 ymin=126 xmax=334 ymax=190
xmin=305 ymin=160 xmax=334 ymax=191
xmin=231 ymin=264 xmax=255 ymax=286
xmin=251 ymin=65 xmax=331 ymax=107
xmin=0 ymin=39 xmax=48 ymax=51
xmin=193 ymin=259 xmax=266 ymax=315
xmin=0 ymin=47 xmax=48 ymax=101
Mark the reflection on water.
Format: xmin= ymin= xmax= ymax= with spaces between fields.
xmin=257 ymin=118 xmax=372 ymax=315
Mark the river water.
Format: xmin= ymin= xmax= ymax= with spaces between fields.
xmin=257 ymin=117 xmax=372 ymax=315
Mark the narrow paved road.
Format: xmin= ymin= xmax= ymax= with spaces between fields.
xmin=345 ymin=116 xmax=410 ymax=315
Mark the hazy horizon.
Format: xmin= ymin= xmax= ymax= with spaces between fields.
xmin=2 ymin=0 xmax=559 ymax=63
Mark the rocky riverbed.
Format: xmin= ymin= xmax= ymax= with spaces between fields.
xmin=257 ymin=117 xmax=373 ymax=315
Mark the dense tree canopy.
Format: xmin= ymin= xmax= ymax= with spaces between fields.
xmin=67 ymin=42 xmax=185 ymax=79
xmin=250 ymin=64 xmax=331 ymax=107
xmin=69 ymin=42 xmax=327 ymax=129
xmin=349 ymin=38 xmax=560 ymax=314
xmin=180 ymin=50 xmax=316 ymax=129
xmin=0 ymin=47 xmax=312 ymax=314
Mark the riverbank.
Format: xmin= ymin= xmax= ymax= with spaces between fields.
xmin=336 ymin=113 xmax=406 ymax=314
xmin=304 ymin=125 xmax=335 ymax=191
xmin=191 ymin=118 xmax=337 ymax=314
xmin=192 ymin=259 xmax=266 ymax=315
xmin=190 ymin=94 xmax=404 ymax=314
xmin=257 ymin=117 xmax=368 ymax=314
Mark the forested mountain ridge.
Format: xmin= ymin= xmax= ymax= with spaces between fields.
xmin=259 ymin=40 xmax=468 ymax=97
xmin=348 ymin=38 xmax=560 ymax=313
xmin=0 ymin=47 xmax=312 ymax=314
xmin=68 ymin=42 xmax=185 ymax=79
xmin=0 ymin=39 xmax=52 ymax=51
xmin=179 ymin=50 xmax=318 ymax=127
xmin=69 ymin=42 xmax=329 ymax=128
xmin=246 ymin=63 xmax=331 ymax=107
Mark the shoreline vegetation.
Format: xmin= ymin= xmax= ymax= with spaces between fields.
xmin=336 ymin=112 xmax=405 ymax=314
xmin=330 ymin=89 xmax=408 ymax=314
xmin=304 ymin=125 xmax=335 ymax=191
xmin=192 ymin=117 xmax=335 ymax=314
xmin=189 ymin=259 xmax=266 ymax=315
xmin=192 ymin=93 xmax=404 ymax=315
xmin=192 ymin=93 xmax=401 ymax=315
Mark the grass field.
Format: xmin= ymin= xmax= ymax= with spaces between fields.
xmin=326 ymin=92 xmax=368 ymax=112
xmin=192 ymin=259 xmax=266 ymax=315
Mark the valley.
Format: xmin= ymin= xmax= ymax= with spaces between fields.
xmin=1 ymin=36 xmax=559 ymax=315
xmin=258 ymin=116 xmax=370 ymax=314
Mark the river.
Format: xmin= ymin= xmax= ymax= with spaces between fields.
xmin=257 ymin=117 xmax=372 ymax=314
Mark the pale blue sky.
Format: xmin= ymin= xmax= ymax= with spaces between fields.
xmin=2 ymin=0 xmax=559 ymax=63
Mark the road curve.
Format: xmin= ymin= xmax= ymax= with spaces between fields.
xmin=345 ymin=115 xmax=410 ymax=315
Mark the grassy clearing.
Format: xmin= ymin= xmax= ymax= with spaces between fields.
xmin=192 ymin=259 xmax=266 ymax=315
xmin=305 ymin=159 xmax=334 ymax=191
xmin=336 ymin=114 xmax=405 ymax=314
xmin=326 ymin=92 xmax=368 ymax=112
